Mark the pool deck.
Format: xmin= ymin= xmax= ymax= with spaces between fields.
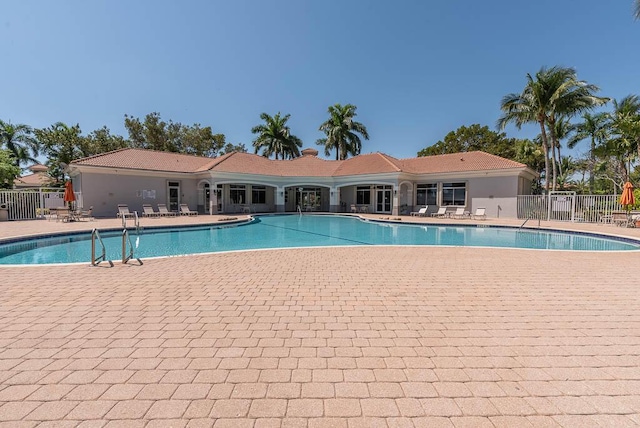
xmin=1 ymin=214 xmax=640 ymax=427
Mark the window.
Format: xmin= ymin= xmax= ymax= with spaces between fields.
xmin=442 ymin=182 xmax=466 ymax=206
xmin=416 ymin=184 xmax=437 ymax=206
xmin=251 ymin=186 xmax=266 ymax=204
xmin=230 ymin=185 xmax=246 ymax=204
xmin=356 ymin=186 xmax=370 ymax=205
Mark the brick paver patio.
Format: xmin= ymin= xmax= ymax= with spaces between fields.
xmin=1 ymin=216 xmax=640 ymax=427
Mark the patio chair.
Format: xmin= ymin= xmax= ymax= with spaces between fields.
xmin=451 ymin=207 xmax=468 ymax=219
xmin=78 ymin=206 xmax=94 ymax=221
xmin=157 ymin=204 xmax=178 ymax=216
xmin=611 ymin=211 xmax=632 ymax=227
xmin=142 ymin=204 xmax=159 ymax=217
xmin=431 ymin=207 xmax=447 ymax=218
xmin=180 ymin=203 xmax=198 ymax=216
xmin=410 ymin=206 xmax=428 ymax=217
xmin=471 ymin=207 xmax=486 ymax=220
xmin=116 ymin=204 xmax=135 ymax=219
xmin=350 ymin=204 xmax=357 ymax=213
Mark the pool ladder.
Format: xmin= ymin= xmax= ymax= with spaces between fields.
xmin=90 ymin=229 xmax=114 ymax=267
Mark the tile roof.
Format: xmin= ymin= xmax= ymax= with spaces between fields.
xmin=72 ymin=148 xmax=529 ymax=177
xmin=14 ymin=172 xmax=50 ymax=187
xmin=71 ymin=148 xmax=216 ymax=173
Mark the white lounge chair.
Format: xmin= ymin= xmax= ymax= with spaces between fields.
xmin=431 ymin=207 xmax=447 ymax=218
xmin=142 ymin=204 xmax=159 ymax=217
xmin=157 ymin=204 xmax=177 ymax=216
xmin=451 ymin=207 xmax=468 ymax=219
xmin=180 ymin=203 xmax=198 ymax=216
xmin=472 ymin=207 xmax=486 ymax=220
xmin=350 ymin=204 xmax=357 ymax=213
xmin=116 ymin=204 xmax=135 ymax=219
xmin=410 ymin=206 xmax=428 ymax=217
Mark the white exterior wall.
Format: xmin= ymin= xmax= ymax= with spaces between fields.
xmin=468 ymin=175 xmax=519 ymax=218
xmin=77 ymin=172 xmax=199 ymax=218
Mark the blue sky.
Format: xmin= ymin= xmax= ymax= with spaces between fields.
xmin=2 ymin=0 xmax=639 ymax=159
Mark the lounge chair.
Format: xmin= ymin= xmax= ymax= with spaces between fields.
xmin=116 ymin=204 xmax=135 ymax=219
xmin=451 ymin=207 xmax=468 ymax=219
xmin=350 ymin=204 xmax=357 ymax=213
xmin=142 ymin=204 xmax=159 ymax=217
xmin=410 ymin=206 xmax=428 ymax=217
xmin=471 ymin=207 xmax=486 ymax=220
xmin=431 ymin=207 xmax=447 ymax=218
xmin=180 ymin=203 xmax=198 ymax=216
xmin=157 ymin=204 xmax=177 ymax=216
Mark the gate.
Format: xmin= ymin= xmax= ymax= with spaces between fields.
xmin=548 ymin=191 xmax=575 ymax=222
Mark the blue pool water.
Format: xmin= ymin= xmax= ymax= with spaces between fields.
xmin=1 ymin=215 xmax=639 ymax=265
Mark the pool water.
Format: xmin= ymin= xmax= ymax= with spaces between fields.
xmin=1 ymin=215 xmax=638 ymax=265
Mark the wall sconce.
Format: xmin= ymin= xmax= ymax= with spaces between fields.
xmin=394 ymin=189 xmax=397 ymax=196
xmin=330 ymin=191 xmax=334 ymax=196
xmin=279 ymin=191 xmax=284 ymax=197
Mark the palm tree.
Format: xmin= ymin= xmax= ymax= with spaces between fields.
xmin=251 ymin=112 xmax=302 ymax=160
xmin=635 ymin=0 xmax=640 ymax=19
xmin=567 ymin=112 xmax=610 ymax=193
xmin=498 ymin=66 xmax=607 ymax=191
xmin=317 ymin=104 xmax=369 ymax=160
xmin=0 ymin=120 xmax=39 ymax=168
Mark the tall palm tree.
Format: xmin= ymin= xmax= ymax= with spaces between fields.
xmin=251 ymin=112 xmax=302 ymax=160
xmin=567 ymin=112 xmax=610 ymax=193
xmin=317 ymin=104 xmax=369 ymax=160
xmin=498 ymin=66 xmax=607 ymax=191
xmin=0 ymin=120 xmax=39 ymax=168
xmin=607 ymin=95 xmax=640 ymax=181
xmin=635 ymin=0 xmax=640 ymax=19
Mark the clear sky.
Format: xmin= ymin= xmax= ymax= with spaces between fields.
xmin=2 ymin=0 xmax=639 ymax=159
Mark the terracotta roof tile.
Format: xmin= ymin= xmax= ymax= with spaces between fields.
xmin=399 ymin=151 xmax=527 ymax=174
xmin=71 ymin=148 xmax=215 ymax=173
xmin=71 ymin=148 xmax=529 ymax=177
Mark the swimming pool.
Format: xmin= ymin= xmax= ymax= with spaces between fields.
xmin=1 ymin=214 xmax=639 ymax=265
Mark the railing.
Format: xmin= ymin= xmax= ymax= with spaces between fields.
xmin=90 ymin=229 xmax=113 ymax=267
xmin=122 ymin=229 xmax=143 ymax=265
xmin=297 ymin=205 xmax=302 ymax=216
xmin=517 ymin=193 xmax=624 ymax=223
xmin=0 ymin=188 xmax=82 ymax=220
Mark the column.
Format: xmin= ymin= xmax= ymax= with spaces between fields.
xmin=276 ymin=186 xmax=285 ymax=212
xmin=329 ymin=187 xmax=340 ymax=213
xmin=392 ymin=185 xmax=399 ymax=216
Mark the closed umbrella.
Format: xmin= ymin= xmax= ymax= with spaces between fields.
xmin=620 ymin=181 xmax=635 ymax=209
xmin=63 ymin=181 xmax=76 ymax=210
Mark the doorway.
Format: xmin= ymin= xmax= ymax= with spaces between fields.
xmin=376 ymin=185 xmax=392 ymax=213
xmin=168 ymin=181 xmax=180 ymax=213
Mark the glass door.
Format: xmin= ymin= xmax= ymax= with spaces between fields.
xmin=376 ymin=187 xmax=392 ymax=213
xmin=168 ymin=181 xmax=180 ymax=213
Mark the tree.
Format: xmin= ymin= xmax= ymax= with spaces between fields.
xmin=418 ymin=124 xmax=520 ymax=159
xmin=124 ymin=112 xmax=227 ymax=157
xmin=635 ymin=0 xmax=640 ymax=19
xmin=0 ymin=149 xmax=21 ymax=189
xmin=567 ymin=112 xmax=610 ymax=193
xmin=251 ymin=112 xmax=302 ymax=160
xmin=0 ymin=120 xmax=39 ymax=168
xmin=82 ymin=126 xmax=129 ymax=156
xmin=317 ymin=104 xmax=369 ymax=160
xmin=220 ymin=143 xmax=247 ymax=155
xmin=498 ymin=66 xmax=607 ymax=192
xmin=35 ymin=122 xmax=85 ymax=184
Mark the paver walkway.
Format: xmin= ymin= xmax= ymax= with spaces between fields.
xmin=2 ymin=240 xmax=640 ymax=427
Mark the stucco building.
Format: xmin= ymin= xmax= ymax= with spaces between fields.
xmin=69 ymin=147 xmax=536 ymax=218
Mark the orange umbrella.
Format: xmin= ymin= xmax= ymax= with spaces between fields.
xmin=63 ymin=181 xmax=76 ymax=208
xmin=620 ymin=181 xmax=635 ymax=209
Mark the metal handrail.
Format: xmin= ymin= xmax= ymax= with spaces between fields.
xmin=297 ymin=205 xmax=302 ymax=216
xmin=91 ymin=229 xmax=113 ymax=267
xmin=122 ymin=229 xmax=143 ymax=265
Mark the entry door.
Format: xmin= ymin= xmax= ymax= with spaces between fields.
xmin=168 ymin=181 xmax=180 ymax=213
xmin=203 ymin=184 xmax=210 ymax=214
xmin=376 ymin=188 xmax=392 ymax=213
